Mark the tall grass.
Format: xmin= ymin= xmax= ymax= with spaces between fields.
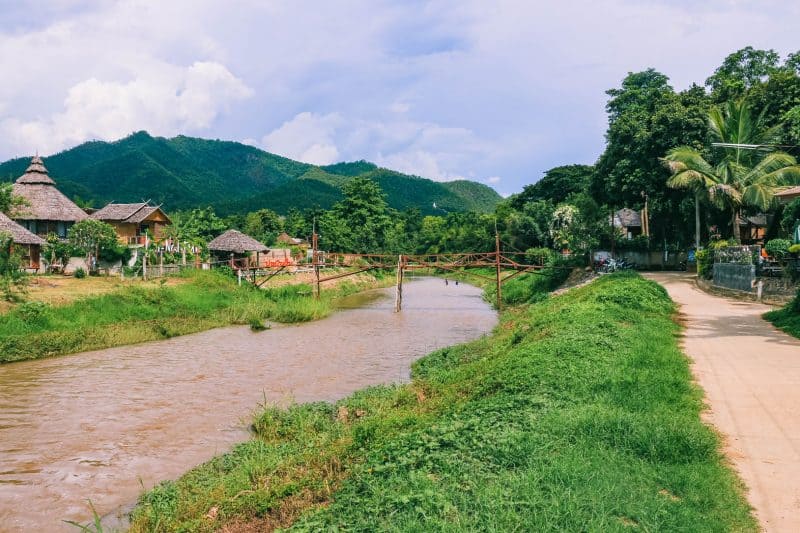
xmin=764 ymin=288 xmax=800 ymax=339
xmin=128 ymin=272 xmax=755 ymax=532
xmin=0 ymin=270 xmax=388 ymax=363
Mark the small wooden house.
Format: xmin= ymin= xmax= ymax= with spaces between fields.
xmin=276 ymin=232 xmax=308 ymax=248
xmin=612 ymin=208 xmax=643 ymax=239
xmin=11 ymin=156 xmax=88 ymax=238
xmin=0 ymin=211 xmax=47 ymax=271
xmin=775 ymin=186 xmax=800 ymax=204
xmin=208 ymin=230 xmax=268 ymax=268
xmin=90 ymin=202 xmax=171 ymax=246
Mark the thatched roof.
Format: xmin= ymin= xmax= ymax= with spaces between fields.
xmin=15 ymin=156 xmax=55 ymax=185
xmin=11 ymin=156 xmax=88 ymax=223
xmin=0 ymin=212 xmax=46 ymax=245
xmin=91 ymin=202 xmax=172 ymax=224
xmin=208 ymin=230 xmax=268 ymax=253
xmin=612 ymin=208 xmax=642 ymax=228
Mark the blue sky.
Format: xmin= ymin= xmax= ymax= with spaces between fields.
xmin=0 ymin=1 xmax=798 ymax=196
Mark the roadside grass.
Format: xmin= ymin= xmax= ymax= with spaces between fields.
xmin=128 ymin=272 xmax=756 ymax=532
xmin=0 ymin=270 xmax=391 ymax=363
xmin=764 ymin=289 xmax=800 ymax=339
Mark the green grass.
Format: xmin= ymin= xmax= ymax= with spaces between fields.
xmin=0 ymin=270 xmax=390 ymax=363
xmin=128 ymin=272 xmax=755 ymax=532
xmin=764 ymin=289 xmax=800 ymax=339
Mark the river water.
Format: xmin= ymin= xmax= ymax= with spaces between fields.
xmin=0 ymin=278 xmax=496 ymax=531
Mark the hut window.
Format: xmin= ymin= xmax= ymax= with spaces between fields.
xmin=57 ymin=222 xmax=67 ymax=238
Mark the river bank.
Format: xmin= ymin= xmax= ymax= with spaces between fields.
xmin=0 ymin=269 xmax=392 ymax=363
xmin=128 ymin=272 xmax=755 ymax=532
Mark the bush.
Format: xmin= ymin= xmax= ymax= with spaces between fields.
xmin=765 ymin=239 xmax=792 ymax=259
xmin=74 ymin=267 xmax=86 ymax=279
xmin=524 ymin=247 xmax=555 ymax=265
xmin=788 ymin=244 xmax=800 ymax=255
xmin=695 ymin=249 xmax=713 ymax=279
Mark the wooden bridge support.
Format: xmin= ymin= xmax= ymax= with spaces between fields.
xmin=395 ymin=254 xmax=405 ymax=312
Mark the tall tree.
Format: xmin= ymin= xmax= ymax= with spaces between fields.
xmin=320 ymin=177 xmax=393 ymax=253
xmin=705 ymin=46 xmax=780 ymax=103
xmin=592 ymin=70 xmax=710 ymax=245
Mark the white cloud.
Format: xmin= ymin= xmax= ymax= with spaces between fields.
xmin=486 ymin=176 xmax=501 ymax=184
xmin=2 ymin=0 xmax=800 ymax=194
xmin=260 ymin=112 xmax=343 ymax=165
xmin=0 ymin=61 xmax=252 ymax=155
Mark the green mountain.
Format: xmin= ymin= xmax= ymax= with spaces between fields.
xmin=0 ymin=132 xmax=501 ymax=215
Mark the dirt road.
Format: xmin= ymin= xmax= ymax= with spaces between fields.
xmin=647 ymin=273 xmax=800 ymax=532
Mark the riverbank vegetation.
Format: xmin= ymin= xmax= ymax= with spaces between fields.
xmin=764 ymin=289 xmax=800 ymax=339
xmin=128 ymin=273 xmax=755 ymax=532
xmin=0 ymin=269 xmax=389 ymax=364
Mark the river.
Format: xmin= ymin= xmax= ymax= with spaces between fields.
xmin=0 ymin=278 xmax=497 ymax=531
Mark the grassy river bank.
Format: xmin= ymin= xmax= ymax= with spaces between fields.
xmin=764 ymin=290 xmax=800 ymax=340
xmin=0 ymin=270 xmax=391 ymax=363
xmin=127 ymin=272 xmax=755 ymax=532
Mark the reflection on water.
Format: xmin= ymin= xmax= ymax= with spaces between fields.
xmin=0 ymin=278 xmax=496 ymax=531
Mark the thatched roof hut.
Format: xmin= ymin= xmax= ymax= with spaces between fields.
xmin=208 ymin=230 xmax=268 ymax=254
xmin=11 ymin=156 xmax=88 ymax=223
xmin=0 ymin=212 xmax=46 ymax=245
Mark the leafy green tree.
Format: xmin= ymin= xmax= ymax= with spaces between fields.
xmin=705 ymin=47 xmax=780 ymax=103
xmin=592 ymin=70 xmax=710 ymax=246
xmin=243 ymin=208 xmax=284 ymax=244
xmin=509 ymin=165 xmax=593 ymax=208
xmin=169 ymin=207 xmax=227 ymax=243
xmin=781 ymin=198 xmax=800 ymax=237
xmin=0 ymin=183 xmax=26 ymax=214
xmin=67 ymin=219 xmax=118 ymax=272
xmin=664 ymin=100 xmax=800 ymax=241
xmin=0 ymin=232 xmax=27 ymax=301
xmin=320 ymin=177 xmax=393 ymax=253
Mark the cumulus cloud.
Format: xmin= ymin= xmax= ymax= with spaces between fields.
xmin=0 ymin=61 xmax=252 ymax=156
xmin=261 ymin=112 xmax=343 ymax=165
xmin=2 ymin=0 xmax=800 ymax=193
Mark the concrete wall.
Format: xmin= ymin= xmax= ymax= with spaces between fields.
xmin=713 ymin=263 xmax=756 ymax=293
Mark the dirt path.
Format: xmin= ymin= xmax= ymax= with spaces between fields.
xmin=646 ymin=272 xmax=800 ymax=532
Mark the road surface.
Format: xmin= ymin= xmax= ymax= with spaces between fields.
xmin=647 ymin=272 xmax=800 ymax=532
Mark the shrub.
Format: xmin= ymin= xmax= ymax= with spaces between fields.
xmin=524 ymin=247 xmax=555 ymax=266
xmin=74 ymin=267 xmax=86 ymax=279
xmin=788 ymin=244 xmax=800 ymax=255
xmin=765 ymin=239 xmax=792 ymax=259
xmin=695 ymin=249 xmax=713 ymax=279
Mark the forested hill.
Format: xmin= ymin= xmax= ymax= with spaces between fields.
xmin=0 ymin=132 xmax=501 ymax=215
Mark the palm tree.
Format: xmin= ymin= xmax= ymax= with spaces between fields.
xmin=663 ymin=100 xmax=800 ymax=243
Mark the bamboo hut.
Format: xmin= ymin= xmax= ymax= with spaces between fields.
xmin=90 ymin=202 xmax=171 ymax=246
xmin=11 ymin=156 xmax=88 ymax=238
xmin=0 ymin=211 xmax=47 ymax=271
xmin=207 ymin=230 xmax=268 ymax=268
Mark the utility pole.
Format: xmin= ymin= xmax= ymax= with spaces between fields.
xmin=495 ymin=227 xmax=502 ymax=311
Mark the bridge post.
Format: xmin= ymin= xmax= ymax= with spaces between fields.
xmin=395 ymin=254 xmax=404 ymax=312
xmin=495 ymin=231 xmax=502 ymax=311
xmin=312 ymin=229 xmax=320 ymax=300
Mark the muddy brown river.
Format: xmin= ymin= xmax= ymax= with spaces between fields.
xmin=0 ymin=278 xmax=496 ymax=531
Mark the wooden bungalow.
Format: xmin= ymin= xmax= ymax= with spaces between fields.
xmin=737 ymin=214 xmax=772 ymax=245
xmin=90 ymin=202 xmax=171 ymax=246
xmin=208 ymin=230 xmax=268 ymax=268
xmin=775 ymin=186 xmax=800 ymax=204
xmin=0 ymin=211 xmax=47 ymax=271
xmin=276 ymin=232 xmax=308 ymax=249
xmin=11 ymin=156 xmax=87 ymax=238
